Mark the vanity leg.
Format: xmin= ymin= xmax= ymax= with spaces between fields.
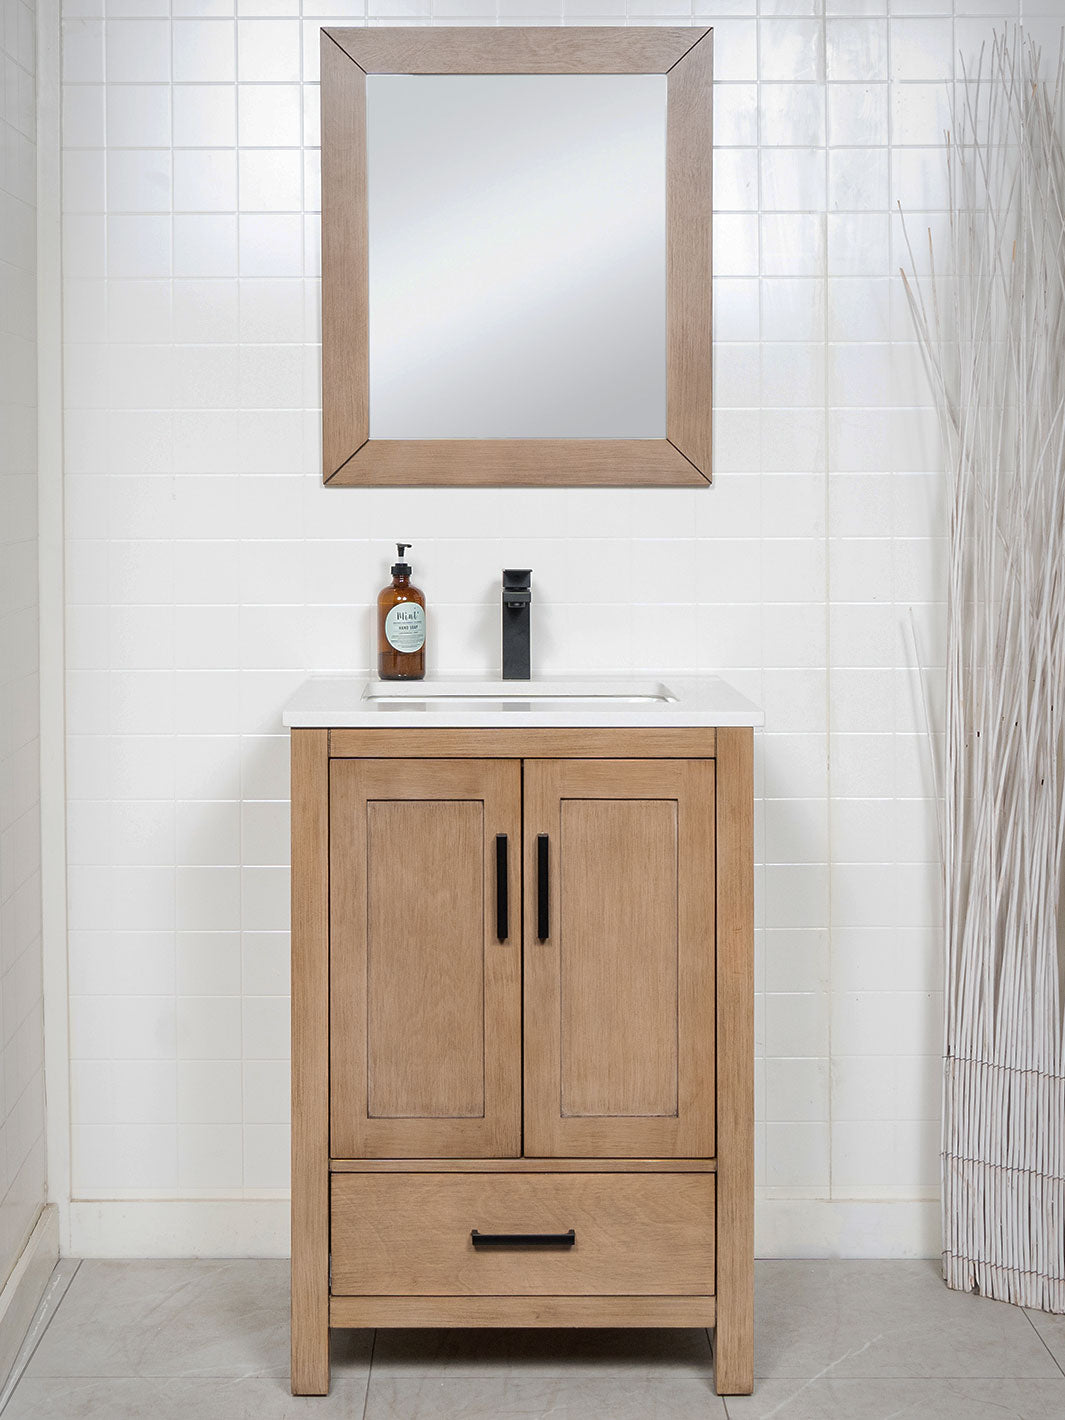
xmin=291 ymin=729 xmax=331 ymax=1395
xmin=714 ymin=728 xmax=755 ymax=1396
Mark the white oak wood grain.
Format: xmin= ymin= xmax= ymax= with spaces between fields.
xmin=325 ymin=27 xmax=707 ymax=76
xmin=329 ymin=1157 xmax=716 ymax=1173
xmin=289 ymin=722 xmax=752 ymax=1395
xmin=666 ymin=30 xmax=713 ymax=479
xmin=523 ymin=759 xmax=715 ymax=1159
xmin=328 ymin=728 xmax=717 ymax=759
xmin=289 ymin=730 xmax=330 ymax=1396
xmin=329 ymin=1294 xmax=717 ymax=1328
xmin=318 ymin=28 xmax=714 ymax=487
xmin=712 ymin=728 xmax=754 ymax=1395
xmin=319 ymin=34 xmax=367 ymax=481
xmin=329 ymin=759 xmax=521 ymax=1159
xmin=330 ymin=1172 xmax=715 ymax=1297
xmin=328 ymin=440 xmax=706 ymax=488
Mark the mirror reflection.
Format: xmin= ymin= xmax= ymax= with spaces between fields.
xmin=365 ymin=74 xmax=667 ymax=441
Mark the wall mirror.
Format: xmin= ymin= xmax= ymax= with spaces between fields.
xmin=320 ymin=28 xmax=713 ymax=488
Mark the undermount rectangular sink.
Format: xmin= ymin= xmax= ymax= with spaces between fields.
xmin=362 ymin=678 xmax=678 ymax=705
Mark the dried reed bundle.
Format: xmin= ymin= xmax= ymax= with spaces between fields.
xmin=902 ymin=29 xmax=1065 ymax=1311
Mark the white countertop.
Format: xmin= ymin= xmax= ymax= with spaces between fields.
xmin=282 ymin=675 xmax=764 ymax=729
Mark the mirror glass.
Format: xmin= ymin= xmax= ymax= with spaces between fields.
xmin=365 ymin=74 xmax=667 ymax=441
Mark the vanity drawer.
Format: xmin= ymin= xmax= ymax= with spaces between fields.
xmin=330 ymin=1172 xmax=715 ymax=1296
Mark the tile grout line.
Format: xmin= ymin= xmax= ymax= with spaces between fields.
xmin=1021 ymin=1309 xmax=1065 ymax=1381
xmin=359 ymin=1328 xmax=378 ymax=1420
xmin=820 ymin=0 xmax=833 ymax=1209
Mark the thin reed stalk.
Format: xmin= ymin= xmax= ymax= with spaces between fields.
xmin=902 ymin=28 xmax=1065 ymax=1311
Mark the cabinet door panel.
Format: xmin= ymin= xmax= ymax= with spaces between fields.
xmin=366 ymin=799 xmax=485 ymax=1120
xmin=331 ymin=759 xmax=521 ymax=1158
xmin=524 ymin=759 xmax=715 ymax=1158
xmin=560 ymin=797 xmax=679 ymax=1119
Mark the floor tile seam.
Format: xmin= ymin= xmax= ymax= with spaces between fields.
xmin=11 ymin=1376 xmax=374 ymax=1384
xmin=22 ymin=1372 xmax=1065 ymax=1389
xmin=752 ymin=1369 xmax=1065 ymax=1380
xmin=16 ymin=1369 xmax=295 ymax=1380
xmin=1022 ymin=1309 xmax=1065 ymax=1380
xmin=360 ymin=1329 xmax=378 ymax=1420
xmin=732 ymin=1380 xmax=1065 ymax=1391
xmin=722 ymin=1375 xmax=1065 ymax=1418
xmin=745 ymin=1372 xmax=1065 ymax=1385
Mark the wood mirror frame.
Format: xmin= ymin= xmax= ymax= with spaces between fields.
xmin=320 ymin=27 xmax=713 ymax=488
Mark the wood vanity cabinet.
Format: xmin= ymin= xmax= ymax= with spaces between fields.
xmin=291 ymin=727 xmax=754 ymax=1397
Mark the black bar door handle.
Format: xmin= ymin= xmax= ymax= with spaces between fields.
xmin=537 ymin=833 xmax=549 ymax=941
xmin=495 ymin=834 xmax=508 ymax=941
xmin=471 ymin=1229 xmax=575 ymax=1249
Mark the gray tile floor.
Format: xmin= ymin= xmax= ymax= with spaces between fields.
xmin=2 ymin=1258 xmax=1064 ymax=1418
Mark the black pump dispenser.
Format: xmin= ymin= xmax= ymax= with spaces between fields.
xmin=391 ymin=543 xmax=412 ymax=578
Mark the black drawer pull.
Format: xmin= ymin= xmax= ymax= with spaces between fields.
xmin=495 ymin=834 xmax=508 ymax=941
xmin=471 ymin=1229 xmax=575 ymax=1249
xmin=536 ymin=833 xmax=549 ymax=941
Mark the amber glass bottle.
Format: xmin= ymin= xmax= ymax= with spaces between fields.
xmin=377 ymin=543 xmax=426 ymax=680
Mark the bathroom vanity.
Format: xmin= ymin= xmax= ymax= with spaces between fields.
xmin=284 ymin=676 xmax=761 ymax=1397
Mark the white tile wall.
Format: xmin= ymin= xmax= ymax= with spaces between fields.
xmin=1 ymin=0 xmax=48 ymax=1281
xmin=57 ymin=0 xmax=1036 ymax=1239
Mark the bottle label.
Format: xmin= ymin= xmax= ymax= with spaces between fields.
xmin=385 ymin=603 xmax=425 ymax=654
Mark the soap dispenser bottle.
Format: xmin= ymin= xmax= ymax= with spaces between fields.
xmin=377 ymin=543 xmax=426 ymax=681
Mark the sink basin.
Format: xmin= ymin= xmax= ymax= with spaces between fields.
xmin=363 ymin=678 xmax=677 ymax=706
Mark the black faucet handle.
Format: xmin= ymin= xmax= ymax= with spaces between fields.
xmin=502 ymin=569 xmax=532 ymax=606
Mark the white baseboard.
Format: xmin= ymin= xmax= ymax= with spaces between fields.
xmin=756 ymin=1199 xmax=941 ymax=1258
xmin=69 ymin=1196 xmax=938 ymax=1261
xmin=69 ymin=1201 xmax=290 ymax=1258
xmin=0 ymin=1206 xmax=59 ymax=1388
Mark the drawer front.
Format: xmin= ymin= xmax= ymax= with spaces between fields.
xmin=330 ymin=1172 xmax=714 ymax=1296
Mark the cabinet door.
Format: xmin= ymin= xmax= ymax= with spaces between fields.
xmin=330 ymin=759 xmax=521 ymax=1158
xmin=524 ymin=759 xmax=715 ymax=1158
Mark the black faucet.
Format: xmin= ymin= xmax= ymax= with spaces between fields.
xmin=501 ymin=569 xmax=532 ymax=680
